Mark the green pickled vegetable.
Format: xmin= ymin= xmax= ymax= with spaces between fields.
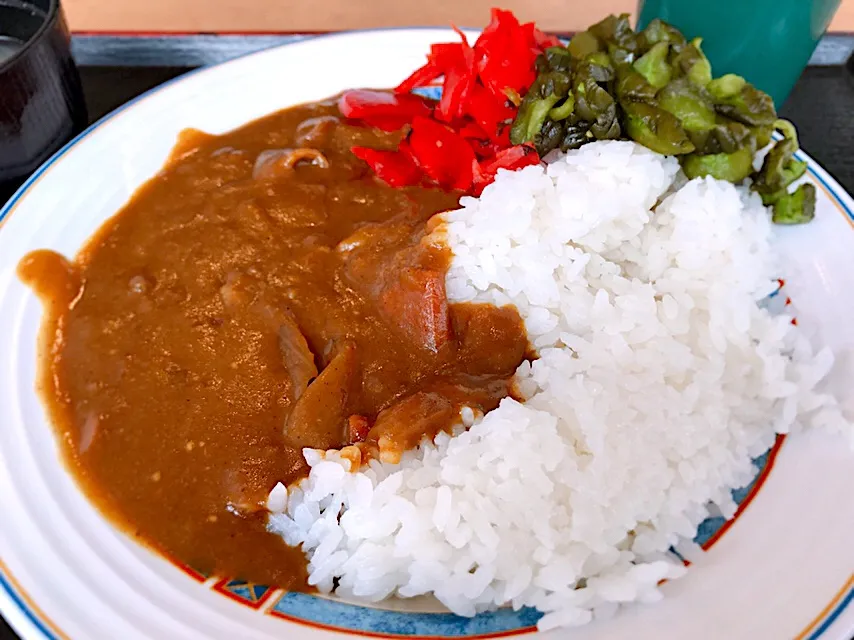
xmin=560 ymin=122 xmax=593 ymax=151
xmin=778 ymin=159 xmax=808 ymax=190
xmin=575 ymin=53 xmax=614 ymax=84
xmin=511 ymin=96 xmax=561 ymax=145
xmin=701 ymin=120 xmax=754 ymax=154
xmin=714 ymin=84 xmax=776 ymax=128
xmin=638 ymin=18 xmax=686 ymax=49
xmin=506 ymin=14 xmax=814 ymax=224
xmin=754 ymin=125 xmax=774 ymax=149
xmin=657 ymin=80 xmax=716 ymax=132
xmin=589 ymin=14 xmax=637 ymax=53
xmin=673 ymin=38 xmax=712 ymax=87
xmin=659 ymin=93 xmax=715 ymax=132
xmin=686 ymin=129 xmax=711 ymax=153
xmin=574 ymin=77 xmax=620 ymax=140
xmin=549 ymin=94 xmax=576 ymax=121
xmin=759 ymin=158 xmax=807 ymax=205
xmin=708 ymin=74 xmax=746 ymax=100
xmin=633 ymin=42 xmax=672 ymax=88
xmin=587 ymin=14 xmax=638 ymax=65
xmin=622 ymin=102 xmax=695 ymax=155
xmin=535 ymin=119 xmax=567 ymax=156
xmin=775 ymin=118 xmax=798 ymax=142
xmin=510 ymin=72 xmax=571 ymax=145
xmin=592 ymin=111 xmax=621 ymax=139
xmin=572 ymin=78 xmax=597 ymax=121
xmin=587 ymin=51 xmax=613 ymax=71
xmin=754 ymin=119 xmax=805 ymax=201
xmin=615 ymin=65 xmax=658 ymax=103
xmin=682 ymin=147 xmax=755 ymax=182
xmin=606 ymin=43 xmax=634 ymax=66
xmin=567 ymin=30 xmax=601 ymax=60
xmin=772 ymin=183 xmax=816 ymax=224
xmin=541 ymin=46 xmax=573 ymax=74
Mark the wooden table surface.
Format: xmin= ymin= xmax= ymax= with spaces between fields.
xmin=62 ymin=0 xmax=854 ymax=33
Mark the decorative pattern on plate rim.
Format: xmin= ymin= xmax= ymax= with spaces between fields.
xmin=211 ymin=579 xmax=278 ymax=610
xmin=181 ymin=437 xmax=789 ymax=638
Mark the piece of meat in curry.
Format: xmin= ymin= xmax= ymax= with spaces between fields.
xmin=18 ymin=95 xmax=529 ymax=589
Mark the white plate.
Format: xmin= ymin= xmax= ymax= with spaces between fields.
xmin=0 ymin=29 xmax=852 ymax=640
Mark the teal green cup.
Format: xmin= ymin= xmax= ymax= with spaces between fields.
xmin=637 ymin=0 xmax=842 ymax=105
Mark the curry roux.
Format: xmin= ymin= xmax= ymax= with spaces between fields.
xmin=17 ymin=96 xmax=529 ymax=589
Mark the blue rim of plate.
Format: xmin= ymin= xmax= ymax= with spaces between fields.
xmin=1 ymin=30 xmax=853 ymax=640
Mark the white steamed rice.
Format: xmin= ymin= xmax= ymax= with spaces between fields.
xmin=267 ymin=140 xmax=850 ymax=631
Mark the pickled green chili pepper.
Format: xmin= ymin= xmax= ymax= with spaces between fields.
xmin=752 ymin=119 xmax=813 ymax=221
xmin=607 ymin=44 xmax=634 ymax=66
xmin=754 ymin=125 xmax=774 ymax=149
xmin=714 ymin=83 xmax=776 ymax=128
xmin=591 ymin=107 xmax=621 ymax=139
xmin=574 ymin=76 xmax=620 ymax=140
xmin=699 ymin=120 xmax=754 ymax=154
xmin=757 ymin=141 xmax=803 ymax=199
xmin=571 ymin=78 xmax=595 ymax=121
xmin=708 ymin=74 xmax=746 ymax=100
xmin=764 ymin=136 xmax=797 ymax=182
xmin=681 ymin=146 xmax=755 ymax=182
xmin=567 ymin=30 xmax=601 ymax=60
xmin=633 ymin=42 xmax=672 ymax=88
xmin=754 ymin=119 xmax=807 ymax=202
xmin=511 ymin=97 xmax=561 ymax=145
xmin=615 ymin=65 xmax=658 ymax=103
xmin=549 ymin=94 xmax=575 ymax=121
xmin=672 ymin=38 xmax=712 ymax=87
xmin=589 ymin=14 xmax=637 ymax=53
xmin=774 ymin=119 xmax=798 ymax=142
xmin=586 ymin=13 xmax=638 ymax=65
xmin=637 ymin=18 xmax=686 ymax=50
xmin=657 ymin=80 xmax=716 ymax=132
xmin=535 ymin=119 xmax=567 ymax=156
xmin=561 ymin=121 xmax=593 ymax=151
xmin=761 ymin=161 xmax=808 ymax=206
xmin=510 ymin=71 xmax=570 ymax=145
xmin=589 ymin=51 xmax=614 ymax=71
xmin=540 ymin=46 xmax=573 ymax=74
xmin=622 ymin=102 xmax=695 ymax=155
xmin=776 ymin=160 xmax=808 ymax=193
xmin=576 ymin=54 xmax=614 ymax=84
xmin=772 ymin=184 xmax=816 ymax=224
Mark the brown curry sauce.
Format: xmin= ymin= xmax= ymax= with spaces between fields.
xmin=17 ymin=96 xmax=528 ymax=589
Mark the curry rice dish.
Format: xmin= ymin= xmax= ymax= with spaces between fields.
xmin=14 ymin=10 xmax=852 ymax=633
